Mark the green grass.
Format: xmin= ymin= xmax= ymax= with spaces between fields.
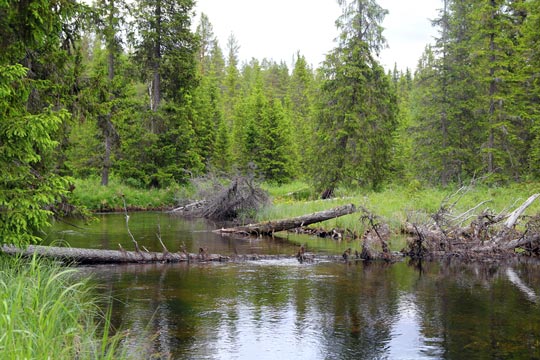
xmin=260 ymin=181 xmax=540 ymax=235
xmin=0 ymin=254 xmax=133 ymax=359
xmin=72 ymin=177 xmax=189 ymax=211
xmin=72 ymin=175 xmax=540 ymax=235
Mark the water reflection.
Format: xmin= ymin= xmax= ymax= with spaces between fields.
xmin=81 ymin=259 xmax=540 ymax=360
xmin=53 ymin=214 xmax=540 ymax=359
xmin=48 ymin=213 xmax=305 ymax=255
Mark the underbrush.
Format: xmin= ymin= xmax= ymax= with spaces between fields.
xmin=0 ymin=255 xmax=133 ymax=359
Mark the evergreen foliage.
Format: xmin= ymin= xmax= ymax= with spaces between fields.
xmin=0 ymin=0 xmax=82 ymax=246
xmin=409 ymin=0 xmax=540 ymax=185
xmin=0 ymin=65 xmax=70 ymax=246
xmin=3 ymin=0 xmax=540 ymax=245
xmin=310 ymin=0 xmax=397 ymax=192
xmin=525 ymin=0 xmax=540 ymax=176
xmin=288 ymin=54 xmax=316 ymax=176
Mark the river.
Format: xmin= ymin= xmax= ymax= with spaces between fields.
xmin=49 ymin=212 xmax=540 ymax=359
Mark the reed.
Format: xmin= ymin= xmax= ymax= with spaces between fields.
xmin=0 ymin=254 xmax=131 ymax=359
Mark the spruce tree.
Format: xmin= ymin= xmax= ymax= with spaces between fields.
xmin=223 ymin=34 xmax=241 ymax=123
xmin=310 ymin=0 xmax=397 ymax=193
xmin=287 ymin=53 xmax=315 ymax=176
xmin=0 ymin=0 xmax=80 ymax=245
xmin=90 ymin=0 xmax=127 ymax=185
xmin=258 ymin=99 xmax=296 ymax=184
xmin=194 ymin=14 xmax=224 ymax=169
xmin=409 ymin=46 xmax=447 ymax=183
xmin=470 ymin=0 xmax=528 ymax=180
xmin=524 ymin=0 xmax=540 ymax=176
xmin=129 ymin=0 xmax=201 ymax=185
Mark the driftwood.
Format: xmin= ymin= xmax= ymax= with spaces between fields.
xmin=358 ymin=207 xmax=392 ymax=261
xmin=402 ymin=193 xmax=540 ymax=259
xmin=170 ymin=200 xmax=207 ymax=214
xmin=214 ymin=204 xmax=357 ymax=236
xmin=505 ymin=194 xmax=540 ymax=228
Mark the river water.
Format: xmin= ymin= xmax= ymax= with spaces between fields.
xmin=49 ymin=213 xmax=540 ymax=359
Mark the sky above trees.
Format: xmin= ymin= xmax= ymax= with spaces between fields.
xmin=194 ymin=0 xmax=438 ymax=70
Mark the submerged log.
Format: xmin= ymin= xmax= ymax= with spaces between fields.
xmin=1 ymin=244 xmax=229 ymax=264
xmin=214 ymin=204 xmax=357 ymax=236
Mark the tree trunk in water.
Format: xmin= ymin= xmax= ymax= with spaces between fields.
xmin=2 ymin=244 xmax=390 ymax=265
xmin=214 ymin=204 xmax=357 ymax=235
xmin=1 ymin=244 xmax=228 ymax=264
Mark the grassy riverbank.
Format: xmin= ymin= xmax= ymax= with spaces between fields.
xmin=260 ymin=180 xmax=540 ymax=234
xmin=0 ymin=255 xmax=132 ymax=359
xmin=72 ymin=177 xmax=186 ymax=212
xmin=257 ymin=181 xmax=540 ymax=253
xmin=71 ymin=177 xmax=540 ymax=233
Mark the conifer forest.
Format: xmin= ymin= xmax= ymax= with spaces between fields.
xmin=2 ymin=0 xmax=540 ymax=244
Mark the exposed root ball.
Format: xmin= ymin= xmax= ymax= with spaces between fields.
xmin=200 ymin=176 xmax=269 ymax=221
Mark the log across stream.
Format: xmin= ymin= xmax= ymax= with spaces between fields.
xmin=0 ymin=244 xmax=357 ymax=264
xmin=1 ymin=205 xmax=359 ymax=264
xmin=214 ymin=204 xmax=357 ymax=235
xmin=3 ymin=196 xmax=540 ymax=265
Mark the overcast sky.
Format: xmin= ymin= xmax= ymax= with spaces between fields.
xmin=194 ymin=0 xmax=441 ymax=71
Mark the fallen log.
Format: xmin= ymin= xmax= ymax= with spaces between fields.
xmin=0 ymin=244 xmax=399 ymax=265
xmin=401 ymin=193 xmax=540 ymax=259
xmin=1 ymin=244 xmax=229 ymax=264
xmin=214 ymin=204 xmax=357 ymax=235
xmin=504 ymin=193 xmax=540 ymax=228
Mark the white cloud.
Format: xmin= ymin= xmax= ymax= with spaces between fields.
xmin=194 ymin=0 xmax=439 ymax=71
xmin=377 ymin=0 xmax=440 ymax=70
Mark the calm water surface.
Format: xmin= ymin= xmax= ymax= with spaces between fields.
xmin=49 ymin=213 xmax=540 ymax=359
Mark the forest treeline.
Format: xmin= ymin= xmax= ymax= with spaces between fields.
xmin=1 ymin=0 xmax=540 ymax=245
